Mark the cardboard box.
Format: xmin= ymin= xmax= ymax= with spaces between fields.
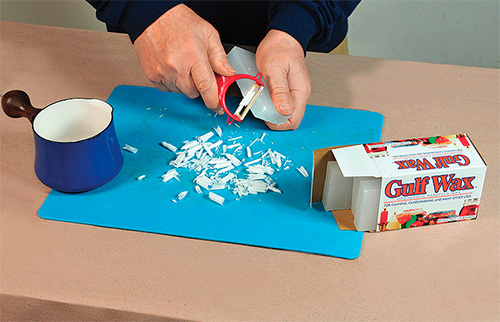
xmin=311 ymin=134 xmax=487 ymax=232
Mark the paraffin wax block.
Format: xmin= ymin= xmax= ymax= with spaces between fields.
xmin=351 ymin=177 xmax=370 ymax=215
xmin=353 ymin=178 xmax=381 ymax=231
xmin=322 ymin=161 xmax=353 ymax=211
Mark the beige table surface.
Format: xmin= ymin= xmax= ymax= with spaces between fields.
xmin=1 ymin=21 xmax=499 ymax=321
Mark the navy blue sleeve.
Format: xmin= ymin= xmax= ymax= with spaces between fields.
xmin=86 ymin=0 xmax=182 ymax=42
xmin=86 ymin=1 xmax=360 ymax=51
xmin=267 ymin=0 xmax=361 ymax=53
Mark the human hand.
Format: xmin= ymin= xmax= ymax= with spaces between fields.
xmin=256 ymin=29 xmax=311 ymax=130
xmin=133 ymin=4 xmax=235 ymax=114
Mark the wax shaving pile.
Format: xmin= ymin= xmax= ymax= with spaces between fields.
xmin=133 ymin=126 xmax=308 ymax=206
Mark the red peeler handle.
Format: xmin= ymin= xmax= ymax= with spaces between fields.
xmin=215 ymin=73 xmax=264 ymax=124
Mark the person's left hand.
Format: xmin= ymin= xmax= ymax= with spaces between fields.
xmin=256 ymin=29 xmax=311 ymax=130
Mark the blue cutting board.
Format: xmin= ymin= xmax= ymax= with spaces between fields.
xmin=38 ymin=85 xmax=383 ymax=259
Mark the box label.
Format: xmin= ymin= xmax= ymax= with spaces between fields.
xmin=370 ymin=134 xmax=486 ymax=231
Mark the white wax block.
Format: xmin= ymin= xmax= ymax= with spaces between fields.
xmin=352 ymin=178 xmax=381 ymax=231
xmin=351 ymin=178 xmax=360 ymax=214
xmin=351 ymin=177 xmax=370 ymax=215
xmin=227 ymin=46 xmax=289 ymax=125
xmin=322 ymin=161 xmax=353 ymax=211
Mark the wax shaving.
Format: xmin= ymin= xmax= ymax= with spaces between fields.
xmin=216 ymin=165 xmax=234 ymax=175
xmin=248 ymin=138 xmax=259 ymax=148
xmin=267 ymin=184 xmax=282 ymax=194
xmin=274 ymin=151 xmax=286 ymax=159
xmin=211 ymin=160 xmax=232 ymax=169
xmin=187 ymin=144 xmax=203 ymax=155
xmin=208 ymin=192 xmax=225 ymax=205
xmin=181 ymin=140 xmax=199 ymax=150
xmin=177 ymin=191 xmax=188 ymax=200
xmin=226 ymin=143 xmax=240 ymax=150
xmin=202 ymin=142 xmax=214 ymax=157
xmin=195 ymin=175 xmax=212 ymax=190
xmin=244 ymin=158 xmax=262 ymax=167
xmin=122 ymin=144 xmax=138 ymax=154
xmin=253 ymin=150 xmax=263 ymax=156
xmin=247 ymin=164 xmax=274 ymax=175
xmin=208 ymin=140 xmax=223 ymax=151
xmin=218 ymin=173 xmax=235 ymax=184
xmin=210 ymin=183 xmax=226 ymax=190
xmin=161 ymin=169 xmax=180 ymax=182
xmin=275 ymin=154 xmax=282 ymax=168
xmin=193 ymin=170 xmax=207 ymax=182
xmin=297 ymin=166 xmax=309 ymax=177
xmin=136 ymin=175 xmax=146 ymax=181
xmin=225 ymin=153 xmax=241 ymax=166
xmin=197 ymin=131 xmax=214 ymax=142
xmin=214 ymin=126 xmax=223 ymax=137
xmin=161 ymin=141 xmax=177 ymax=152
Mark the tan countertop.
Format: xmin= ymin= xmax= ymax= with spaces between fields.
xmin=1 ymin=21 xmax=499 ymax=321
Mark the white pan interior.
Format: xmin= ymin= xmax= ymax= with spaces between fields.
xmin=33 ymin=99 xmax=113 ymax=142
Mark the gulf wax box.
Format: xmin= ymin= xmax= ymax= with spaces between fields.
xmin=312 ymin=134 xmax=487 ymax=232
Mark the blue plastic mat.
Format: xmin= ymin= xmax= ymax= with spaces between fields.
xmin=38 ymin=85 xmax=383 ymax=259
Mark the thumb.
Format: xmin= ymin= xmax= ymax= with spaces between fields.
xmin=265 ymin=72 xmax=294 ymax=116
xmin=206 ymin=30 xmax=236 ymax=76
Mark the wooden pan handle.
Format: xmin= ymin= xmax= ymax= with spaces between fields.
xmin=1 ymin=90 xmax=42 ymax=123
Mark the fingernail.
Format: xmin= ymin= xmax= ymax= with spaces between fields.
xmin=215 ymin=108 xmax=225 ymax=115
xmin=279 ymin=103 xmax=293 ymax=115
xmin=225 ymin=63 xmax=236 ymax=74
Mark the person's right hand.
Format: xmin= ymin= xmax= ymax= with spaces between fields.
xmin=133 ymin=4 xmax=236 ymax=114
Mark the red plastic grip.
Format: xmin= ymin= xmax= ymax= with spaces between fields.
xmin=215 ymin=73 xmax=264 ymax=124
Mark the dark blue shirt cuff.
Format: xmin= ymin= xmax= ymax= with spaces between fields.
xmin=268 ymin=2 xmax=317 ymax=55
xmin=121 ymin=1 xmax=183 ymax=43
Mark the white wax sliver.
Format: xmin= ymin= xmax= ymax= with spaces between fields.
xmin=213 ymin=126 xmax=222 ymax=137
xmin=352 ymin=178 xmax=381 ymax=231
xmin=322 ymin=161 xmax=353 ymax=211
xmin=122 ymin=144 xmax=138 ymax=154
xmin=197 ymin=131 xmax=214 ymax=142
xmin=161 ymin=141 xmax=177 ymax=152
xmin=209 ymin=192 xmax=225 ymax=205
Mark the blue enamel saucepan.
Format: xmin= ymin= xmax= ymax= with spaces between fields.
xmin=2 ymin=90 xmax=124 ymax=192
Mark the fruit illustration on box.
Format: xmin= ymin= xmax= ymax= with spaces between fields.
xmin=430 ymin=136 xmax=452 ymax=145
xmin=386 ymin=215 xmax=402 ymax=230
xmin=395 ymin=209 xmax=425 ymax=229
xmin=412 ymin=135 xmax=455 ymax=148
xmin=409 ymin=216 xmax=425 ymax=227
xmin=396 ymin=213 xmax=411 ymax=226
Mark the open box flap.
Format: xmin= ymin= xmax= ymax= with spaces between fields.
xmin=332 ymin=145 xmax=381 ymax=177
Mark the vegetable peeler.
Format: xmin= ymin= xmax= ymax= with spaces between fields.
xmin=215 ymin=73 xmax=265 ymax=124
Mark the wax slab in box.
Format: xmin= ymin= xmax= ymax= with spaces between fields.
xmin=38 ymin=85 xmax=383 ymax=259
